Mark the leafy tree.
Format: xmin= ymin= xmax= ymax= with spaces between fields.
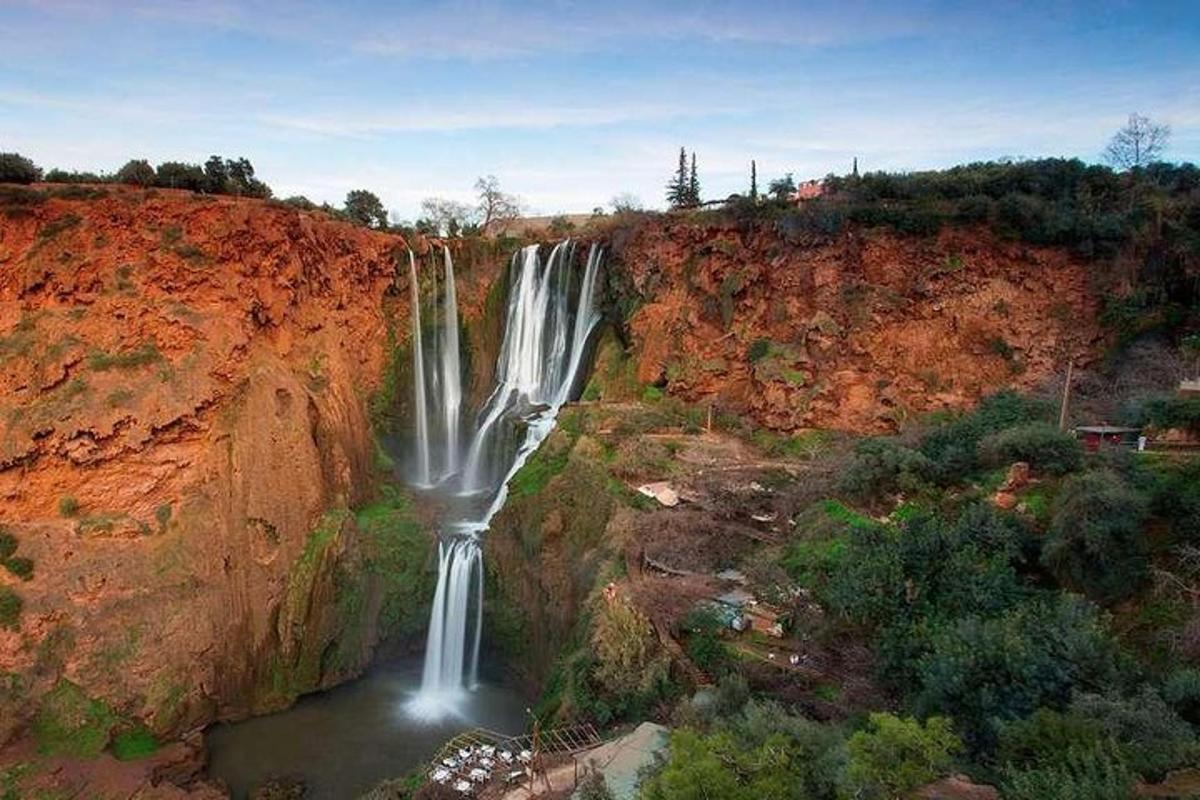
xmin=475 ymin=175 xmax=521 ymax=233
xmin=43 ymin=168 xmax=104 ymax=183
xmin=203 ymin=155 xmax=228 ymax=193
xmin=344 ymin=189 xmax=388 ymax=228
xmin=768 ymin=173 xmax=796 ymax=201
xmin=1043 ymin=470 xmax=1148 ymax=602
xmin=977 ymin=421 xmax=1083 ymax=475
xmin=154 ymin=161 xmax=205 ymax=191
xmin=912 ymin=596 xmax=1121 ymax=752
xmin=666 ymin=147 xmax=690 ymax=209
xmin=843 ymin=714 xmax=960 ymax=800
xmin=116 ymin=159 xmax=156 ymax=187
xmin=640 ymin=713 xmax=845 ymax=800
xmin=1104 ymin=113 xmax=1169 ymax=170
xmin=0 ymin=153 xmax=43 ymax=184
xmin=839 ymin=437 xmax=934 ymax=499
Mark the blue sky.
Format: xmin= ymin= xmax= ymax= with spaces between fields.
xmin=1 ymin=1 xmax=1197 ymax=218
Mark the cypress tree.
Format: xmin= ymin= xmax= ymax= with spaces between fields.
xmin=666 ymin=147 xmax=689 ymax=208
xmin=750 ymin=160 xmax=758 ymax=200
xmin=688 ymin=151 xmax=700 ymax=206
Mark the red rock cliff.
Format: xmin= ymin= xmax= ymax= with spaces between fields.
xmin=610 ymin=219 xmax=1101 ymax=431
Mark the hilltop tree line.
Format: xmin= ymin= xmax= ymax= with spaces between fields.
xmin=0 ymin=152 xmax=272 ymax=198
xmin=0 ymin=151 xmax=525 ymax=238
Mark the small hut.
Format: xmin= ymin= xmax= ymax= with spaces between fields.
xmin=1073 ymin=425 xmax=1141 ymax=451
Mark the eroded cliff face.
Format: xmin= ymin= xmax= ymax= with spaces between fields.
xmin=0 ymin=187 xmax=445 ymax=764
xmin=608 ymin=219 xmax=1102 ymax=432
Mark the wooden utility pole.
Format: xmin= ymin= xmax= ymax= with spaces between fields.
xmin=1058 ymin=359 xmax=1074 ymax=430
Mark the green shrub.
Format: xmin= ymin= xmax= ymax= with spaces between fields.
xmin=838 ymin=437 xmax=934 ymax=499
xmin=0 ymin=587 xmax=20 ymax=630
xmin=154 ymin=503 xmax=172 ymax=532
xmin=912 ymin=596 xmax=1121 ymax=752
xmin=1070 ymin=690 xmax=1198 ymax=780
xmin=1043 ymin=470 xmax=1148 ymax=602
xmin=641 ymin=385 xmax=664 ymax=403
xmin=2 ymin=557 xmax=32 ymax=581
xmin=843 ymin=713 xmax=960 ymax=800
xmin=0 ymin=530 xmax=15 ymax=560
xmin=977 ymin=422 xmax=1083 ymax=475
xmin=746 ymin=338 xmax=771 ymax=362
xmin=1163 ymin=668 xmax=1200 ymax=725
xmin=640 ymin=710 xmax=846 ymax=800
xmin=1000 ymin=739 xmax=1135 ymax=800
xmin=61 ymin=496 xmax=87 ymax=517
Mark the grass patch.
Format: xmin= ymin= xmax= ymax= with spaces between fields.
xmin=36 ymin=213 xmax=81 ymax=240
xmin=111 ymin=725 xmax=158 ymax=760
xmin=88 ymin=342 xmax=161 ymax=371
xmin=508 ymin=443 xmax=571 ymax=499
xmin=33 ymin=680 xmax=117 ymax=758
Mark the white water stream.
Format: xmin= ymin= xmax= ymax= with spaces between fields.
xmin=405 ymin=242 xmax=603 ymax=719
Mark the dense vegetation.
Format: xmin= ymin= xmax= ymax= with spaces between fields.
xmin=629 ymin=391 xmax=1200 ymax=798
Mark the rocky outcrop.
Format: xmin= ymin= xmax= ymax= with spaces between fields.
xmin=606 ymin=219 xmax=1102 ymax=432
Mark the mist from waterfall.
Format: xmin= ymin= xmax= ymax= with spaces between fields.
xmin=405 ymin=241 xmax=603 ymax=720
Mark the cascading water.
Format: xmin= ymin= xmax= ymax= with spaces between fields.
xmin=406 ymin=241 xmax=603 ymax=720
xmin=408 ymin=249 xmax=432 ymax=486
xmin=440 ymin=246 xmax=463 ymax=477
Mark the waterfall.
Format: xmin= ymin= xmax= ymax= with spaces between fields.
xmin=440 ymin=246 xmax=462 ymax=476
xmin=408 ymin=249 xmax=432 ymax=486
xmin=408 ymin=241 xmax=604 ymax=719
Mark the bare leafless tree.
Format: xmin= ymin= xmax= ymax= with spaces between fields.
xmin=419 ymin=197 xmax=474 ymax=237
xmin=474 ymin=175 xmax=522 ymax=233
xmin=1104 ymin=113 xmax=1170 ymax=169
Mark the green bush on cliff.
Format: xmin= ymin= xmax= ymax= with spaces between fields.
xmin=33 ymin=680 xmax=117 ymax=757
xmin=0 ymin=587 xmax=20 ymax=630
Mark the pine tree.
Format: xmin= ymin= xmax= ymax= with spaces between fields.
xmin=688 ymin=151 xmax=700 ymax=206
xmin=666 ymin=147 xmax=689 ymax=208
xmin=750 ymin=160 xmax=758 ymax=200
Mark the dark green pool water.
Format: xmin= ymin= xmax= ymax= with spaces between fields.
xmin=205 ymin=657 xmax=528 ymax=799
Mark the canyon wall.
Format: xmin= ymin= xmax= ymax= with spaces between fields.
xmin=0 ymin=187 xmax=484 ymax=759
